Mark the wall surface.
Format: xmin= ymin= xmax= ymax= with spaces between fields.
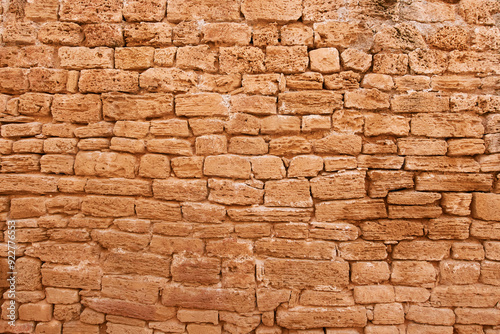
xmin=1 ymin=0 xmax=500 ymax=333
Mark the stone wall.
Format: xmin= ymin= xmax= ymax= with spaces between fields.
xmin=1 ymin=0 xmax=500 ymax=333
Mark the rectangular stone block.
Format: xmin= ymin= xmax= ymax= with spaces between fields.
xmin=278 ymin=91 xmax=343 ymax=115
xmin=266 ymin=46 xmax=309 ymax=73
xmin=316 ymin=199 xmax=387 ymax=221
xmin=0 ymin=174 xmax=58 ymax=194
xmin=405 ymin=156 xmax=480 ymax=173
xmin=255 ymin=238 xmax=336 ymax=260
xmin=102 ymin=275 xmax=160 ymax=305
xmin=29 ymin=68 xmax=68 ymax=93
xmin=391 ymin=92 xmax=449 ymax=113
xmin=428 ymin=217 xmax=471 ymax=240
xmin=60 ymin=0 xmax=123 ymax=23
xmin=264 ymin=179 xmax=312 ymax=207
xmin=242 ymin=0 xmax=302 ymax=22
xmin=74 ymin=152 xmax=136 ymax=178
xmin=314 ymin=22 xmax=373 ymax=50
xmin=171 ymin=256 xmax=221 ymax=285
xmin=276 ymin=306 xmax=367 ymax=329
xmin=416 ymin=173 xmax=493 ymax=192
xmin=393 ymin=241 xmax=451 ymax=261
xmin=59 ymin=47 xmax=114 ymax=69
xmin=79 ymin=69 xmax=139 ymax=93
xmin=124 ymin=23 xmax=173 ymax=47
xmin=82 ymin=196 xmax=135 ymax=217
xmin=41 ymin=264 xmax=101 ymax=289
xmin=208 ymin=179 xmax=263 ymax=206
xmin=397 ymin=138 xmax=447 ymax=156
xmin=123 ymin=0 xmax=167 ymax=22
xmin=102 ymin=93 xmax=172 ymax=120
xmin=175 ymin=93 xmax=229 ymax=117
xmin=449 ymin=51 xmax=500 ymax=75
xmin=25 ymin=242 xmax=98 ymax=265
xmin=51 ymin=94 xmax=102 ymax=124
xmin=0 ymin=68 xmax=29 ymax=94
xmin=167 ymin=0 xmax=240 ymax=22
xmin=430 ymin=285 xmax=500 ymax=307
xmin=262 ymin=258 xmax=349 ymax=290
xmin=103 ymin=251 xmax=170 ymax=277
xmin=135 ymin=199 xmax=181 ymax=221
xmin=339 ymin=241 xmax=388 ymax=260
xmin=311 ymin=171 xmax=365 ymax=200
xmin=153 ymin=179 xmax=207 ymax=202
xmin=472 ymin=193 xmax=500 ymax=221
xmin=411 ymin=113 xmax=484 ymax=138
xmin=227 ymin=207 xmax=313 ymax=222
xmin=162 ymin=286 xmax=255 ymax=313
xmin=83 ymin=297 xmax=175 ymax=321
xmin=1 ymin=154 xmax=40 ymax=173
xmin=391 ymin=261 xmax=437 ymax=287
xmin=231 ymin=95 xmax=277 ymax=115
xmin=360 ymin=220 xmax=424 ymax=241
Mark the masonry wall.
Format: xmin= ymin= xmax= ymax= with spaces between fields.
xmin=1 ymin=0 xmax=500 ymax=333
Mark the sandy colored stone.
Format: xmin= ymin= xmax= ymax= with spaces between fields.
xmin=279 ymin=91 xmax=342 ymax=115
xmin=281 ymin=23 xmax=314 ymax=46
xmin=79 ymin=69 xmax=139 ymax=93
xmin=253 ymin=24 xmax=280 ymax=47
xmin=220 ymin=47 xmax=266 ymax=74
xmin=59 ymin=0 xmax=122 ymax=23
xmin=268 ymin=136 xmax=311 ymax=155
xmin=393 ymin=240 xmax=451 ymax=261
xmin=38 ymin=22 xmax=84 ymax=46
xmin=208 ymin=179 xmax=263 ymax=206
xmin=266 ymin=46 xmax=309 ymax=74
xmin=162 ymin=286 xmax=255 ymax=313
xmin=242 ymin=0 xmax=301 ymax=22
xmin=0 ymin=68 xmax=30 ymax=94
xmin=316 ymin=199 xmax=387 ymax=221
xmin=310 ymin=48 xmax=340 ymax=74
xmin=228 ymin=136 xmax=268 ymax=155
xmin=314 ymin=22 xmax=373 ymax=51
xmin=124 ymin=23 xmax=173 ymax=46
xmin=123 ymin=0 xmax=166 ymax=22
xmin=373 ymin=54 xmax=408 ymax=75
xmin=430 ymin=285 xmax=500 ymax=307
xmin=287 ymin=72 xmax=323 ymax=90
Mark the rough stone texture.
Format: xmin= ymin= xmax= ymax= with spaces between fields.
xmin=1 ymin=0 xmax=499 ymax=332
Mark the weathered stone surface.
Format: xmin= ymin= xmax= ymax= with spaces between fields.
xmin=162 ymin=286 xmax=255 ymax=313
xmin=102 ymin=93 xmax=172 ymax=120
xmin=412 ymin=113 xmax=484 ymax=138
xmin=262 ymin=258 xmax=348 ymax=290
xmin=167 ymin=0 xmax=240 ymax=22
xmin=208 ymin=179 xmax=263 ymax=205
xmin=472 ymin=193 xmax=500 ymax=221
xmin=41 ymin=264 xmax=101 ymax=289
xmin=59 ymin=0 xmax=123 ymax=23
xmin=264 ymin=179 xmax=312 ymax=207
xmin=316 ymin=199 xmax=387 ymax=221
xmin=266 ymin=46 xmax=309 ymax=74
xmin=313 ymin=134 xmax=362 ymax=155
xmin=430 ymin=285 xmax=500 ymax=307
xmin=276 ymin=306 xmax=366 ymax=329
xmin=79 ymin=69 xmax=139 ymax=93
xmin=416 ymin=173 xmax=493 ymax=192
xmin=311 ymin=171 xmax=365 ymax=200
xmin=360 ymin=220 xmax=424 ymax=241
xmin=391 ymin=92 xmax=449 ymax=113
xmin=279 ymin=91 xmax=342 ymax=115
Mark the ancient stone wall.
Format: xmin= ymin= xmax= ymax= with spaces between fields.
xmin=1 ymin=0 xmax=500 ymax=333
